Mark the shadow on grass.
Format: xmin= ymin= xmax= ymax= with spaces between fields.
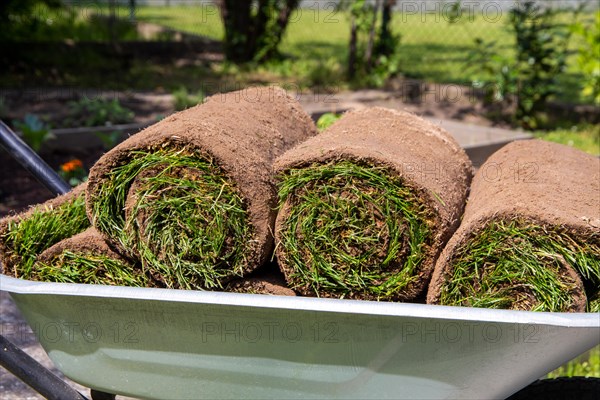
xmin=0 ymin=41 xmax=224 ymax=90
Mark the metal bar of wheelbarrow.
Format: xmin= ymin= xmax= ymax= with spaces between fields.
xmin=0 ymin=121 xmax=89 ymax=400
xmin=0 ymin=120 xmax=71 ymax=197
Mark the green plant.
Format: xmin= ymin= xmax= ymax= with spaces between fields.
xmin=67 ymin=97 xmax=134 ymax=127
xmin=345 ymin=0 xmax=401 ymax=85
xmin=462 ymin=1 xmax=580 ymax=129
xmin=548 ymin=346 xmax=600 ymax=378
xmin=13 ymin=114 xmax=54 ymax=152
xmin=316 ymin=112 xmax=342 ymax=131
xmin=536 ymin=124 xmax=600 ymax=156
xmin=58 ymin=158 xmax=87 ymax=187
xmin=571 ymin=12 xmax=600 ymax=104
xmin=95 ymin=130 xmax=122 ymax=150
xmin=172 ymin=86 xmax=205 ymax=111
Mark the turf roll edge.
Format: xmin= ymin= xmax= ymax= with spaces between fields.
xmin=427 ymin=140 xmax=600 ymax=312
xmin=33 ymin=228 xmax=150 ymax=286
xmin=86 ymin=87 xmax=317 ymax=290
xmin=274 ymin=108 xmax=473 ymax=301
xmin=0 ymin=183 xmax=90 ymax=278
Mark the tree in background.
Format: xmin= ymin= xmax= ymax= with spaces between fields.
xmin=460 ymin=0 xmax=585 ymax=129
xmin=216 ymin=0 xmax=300 ymax=63
xmin=0 ymin=0 xmax=64 ymax=40
xmin=347 ymin=0 xmax=400 ymax=84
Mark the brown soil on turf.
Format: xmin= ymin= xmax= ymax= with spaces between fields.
xmin=86 ymin=87 xmax=318 ymax=281
xmin=427 ymin=139 xmax=600 ymax=310
xmin=274 ymin=107 xmax=473 ymax=300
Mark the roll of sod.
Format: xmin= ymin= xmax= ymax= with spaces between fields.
xmin=33 ymin=228 xmax=150 ymax=286
xmin=274 ymin=108 xmax=473 ymax=301
xmin=86 ymin=87 xmax=317 ymax=290
xmin=427 ymin=140 xmax=600 ymax=312
xmin=0 ymin=184 xmax=90 ymax=278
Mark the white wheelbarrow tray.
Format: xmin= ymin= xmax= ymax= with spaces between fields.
xmin=1 ymin=274 xmax=598 ymax=400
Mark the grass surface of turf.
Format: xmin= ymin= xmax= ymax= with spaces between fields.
xmin=277 ymin=161 xmax=434 ymax=300
xmin=2 ymin=194 xmax=90 ymax=278
xmin=439 ymin=220 xmax=600 ymax=312
xmin=92 ymin=146 xmax=251 ymax=289
xmin=34 ymin=250 xmax=148 ymax=286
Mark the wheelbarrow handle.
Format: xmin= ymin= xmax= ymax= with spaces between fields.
xmin=0 ymin=120 xmax=71 ymax=196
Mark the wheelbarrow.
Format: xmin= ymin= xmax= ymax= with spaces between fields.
xmin=0 ymin=121 xmax=598 ymax=400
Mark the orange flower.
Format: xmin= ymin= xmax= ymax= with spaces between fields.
xmin=61 ymin=159 xmax=83 ymax=173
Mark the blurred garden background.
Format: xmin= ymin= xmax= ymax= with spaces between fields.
xmin=0 ymin=1 xmax=599 ymax=396
xmin=1 ymin=1 xmax=598 ymax=135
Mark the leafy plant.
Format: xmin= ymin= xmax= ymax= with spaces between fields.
xmin=58 ymin=158 xmax=87 ymax=187
xmin=95 ymin=130 xmax=122 ymax=151
xmin=13 ymin=114 xmax=54 ymax=152
xmin=316 ymin=112 xmax=342 ymax=131
xmin=548 ymin=345 xmax=600 ymax=378
xmin=461 ymin=1 xmax=581 ymax=129
xmin=172 ymin=86 xmax=205 ymax=111
xmin=345 ymin=0 xmax=401 ymax=85
xmin=571 ymin=12 xmax=600 ymax=104
xmin=66 ymin=97 xmax=134 ymax=127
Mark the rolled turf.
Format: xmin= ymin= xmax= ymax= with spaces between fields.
xmin=427 ymin=140 xmax=600 ymax=312
xmin=274 ymin=108 xmax=473 ymax=301
xmin=86 ymin=87 xmax=317 ymax=290
xmin=0 ymin=184 xmax=90 ymax=278
xmin=33 ymin=228 xmax=150 ymax=287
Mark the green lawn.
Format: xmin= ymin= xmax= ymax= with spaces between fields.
xmin=133 ymin=5 xmax=593 ymax=102
xmin=548 ymin=345 xmax=600 ymax=379
xmin=537 ymin=125 xmax=600 ymax=156
xmin=4 ymin=4 xmax=595 ymax=104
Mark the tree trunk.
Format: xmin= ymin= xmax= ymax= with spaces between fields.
xmin=217 ymin=0 xmax=300 ymax=63
xmin=108 ymin=0 xmax=116 ymax=43
xmin=365 ymin=0 xmax=383 ymax=71
xmin=261 ymin=0 xmax=300 ymax=61
xmin=348 ymin=16 xmax=358 ymax=80
xmin=377 ymin=0 xmax=395 ymax=57
xmin=217 ymin=0 xmax=253 ymax=62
